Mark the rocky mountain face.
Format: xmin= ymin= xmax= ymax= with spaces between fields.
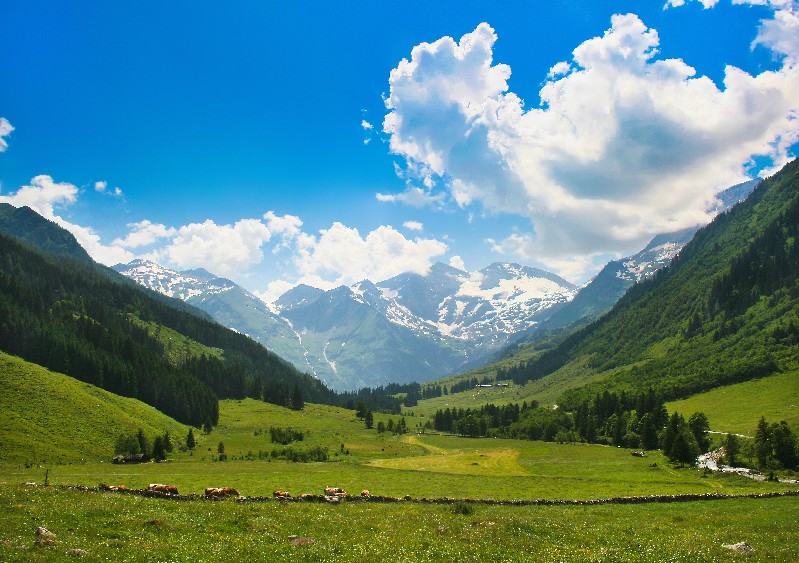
xmin=114 ymin=260 xmax=577 ymax=390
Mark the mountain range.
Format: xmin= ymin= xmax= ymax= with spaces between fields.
xmin=113 ymin=180 xmax=758 ymax=391
xmin=114 ymin=260 xmax=579 ymax=390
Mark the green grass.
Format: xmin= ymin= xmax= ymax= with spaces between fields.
xmin=0 ymin=353 xmax=187 ymax=465
xmin=1 ymin=484 xmax=797 ymax=561
xmin=667 ymin=371 xmax=799 ymax=435
xmin=3 ymin=374 xmax=799 ymax=560
xmin=131 ymin=316 xmax=225 ymax=365
xmin=3 ymin=399 xmax=795 ymax=501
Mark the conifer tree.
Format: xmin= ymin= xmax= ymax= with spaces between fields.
xmin=725 ymin=433 xmax=739 ymax=467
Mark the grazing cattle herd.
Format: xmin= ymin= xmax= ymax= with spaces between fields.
xmin=88 ymin=483 xmax=799 ymax=506
xmin=99 ymin=483 xmax=374 ymax=503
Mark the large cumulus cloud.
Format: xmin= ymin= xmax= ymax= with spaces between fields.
xmin=382 ymin=7 xmax=799 ymax=278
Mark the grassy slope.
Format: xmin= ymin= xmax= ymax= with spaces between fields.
xmin=0 ymin=353 xmax=187 ymax=465
xmin=131 ymin=316 xmax=225 ymax=365
xmin=667 ymin=371 xmax=799 ymax=435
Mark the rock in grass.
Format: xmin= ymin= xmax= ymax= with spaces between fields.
xmin=291 ymin=537 xmax=314 ymax=546
xmin=35 ymin=527 xmax=54 ymax=539
xmin=722 ymin=542 xmax=754 ymax=553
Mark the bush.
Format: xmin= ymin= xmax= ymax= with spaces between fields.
xmin=452 ymin=502 xmax=475 ymax=516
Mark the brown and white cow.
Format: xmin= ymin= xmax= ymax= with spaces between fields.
xmin=148 ymin=483 xmax=179 ymax=495
xmin=99 ymin=483 xmax=127 ymax=491
xmin=205 ymin=487 xmax=239 ymax=497
xmin=324 ymin=486 xmax=346 ymax=496
xmin=272 ymin=490 xmax=292 ymax=499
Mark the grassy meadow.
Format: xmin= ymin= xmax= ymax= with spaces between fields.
xmin=3 ymin=356 xmax=799 ymax=560
xmin=1 ymin=484 xmax=797 ymax=562
xmin=3 ymin=398 xmax=795 ymax=501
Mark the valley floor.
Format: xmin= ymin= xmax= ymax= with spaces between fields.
xmin=3 ymin=397 xmax=799 ymax=560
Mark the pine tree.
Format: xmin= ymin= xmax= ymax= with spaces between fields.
xmin=754 ymin=416 xmax=771 ymax=469
xmin=365 ymin=410 xmax=374 ymax=429
xmin=669 ymin=427 xmax=700 ymax=467
xmin=152 ymin=436 xmax=166 ymax=461
xmin=291 ymin=383 xmax=304 ymax=411
xmin=186 ymin=428 xmax=196 ymax=450
xmin=688 ymin=412 xmax=711 ymax=452
xmin=725 ymin=433 xmax=739 ymax=467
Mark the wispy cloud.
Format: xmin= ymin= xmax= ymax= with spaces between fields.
xmin=0 ymin=118 xmax=14 ymax=152
xmin=94 ymin=180 xmax=124 ymax=198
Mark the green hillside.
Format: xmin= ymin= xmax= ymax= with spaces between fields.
xmin=0 ymin=212 xmax=339 ymax=427
xmin=0 ymin=352 xmax=187 ymax=465
xmin=0 ymin=204 xmax=92 ymax=262
xmin=667 ymin=371 xmax=799 ymax=435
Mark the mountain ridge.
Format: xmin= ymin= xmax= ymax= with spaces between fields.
xmin=115 ymin=257 xmax=579 ymax=390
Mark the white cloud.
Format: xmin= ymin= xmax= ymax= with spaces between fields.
xmin=383 ymin=13 xmax=799 ymax=278
xmin=402 ymin=220 xmax=424 ymax=232
xmin=376 ymin=186 xmax=447 ymax=208
xmin=94 ymin=180 xmax=123 ymax=198
xmin=361 ymin=119 xmax=374 ymax=130
xmin=0 ymin=118 xmax=13 ymax=152
xmin=664 ymin=0 xmax=719 ymax=8
xmin=253 ymin=279 xmax=296 ymax=305
xmin=487 ymin=232 xmax=605 ymax=282
xmin=0 ymin=175 xmax=134 ymax=265
xmin=753 ymin=5 xmax=799 ymax=63
xmin=293 ymin=222 xmax=447 ymax=287
xmin=548 ymin=61 xmax=571 ymax=78
xmin=264 ymin=211 xmax=302 ymax=238
xmin=264 ymin=211 xmax=303 ymax=253
xmin=112 ymin=220 xmax=177 ymax=248
xmin=158 ymin=218 xmax=272 ymax=278
xmin=0 ymin=174 xmax=77 ymax=216
xmin=449 ymin=255 xmax=466 ymax=271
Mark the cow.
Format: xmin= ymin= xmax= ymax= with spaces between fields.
xmin=99 ymin=483 xmax=127 ymax=491
xmin=272 ymin=490 xmax=292 ymax=499
xmin=324 ymin=486 xmax=346 ymax=496
xmin=360 ymin=490 xmax=370 ymax=497
xmin=148 ymin=483 xmax=179 ymax=495
xmin=205 ymin=487 xmax=240 ymax=497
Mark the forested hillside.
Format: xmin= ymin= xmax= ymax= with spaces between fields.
xmin=498 ymin=159 xmax=799 ymax=407
xmin=0 ymin=204 xmax=92 ymax=262
xmin=0 ymin=229 xmax=336 ymax=426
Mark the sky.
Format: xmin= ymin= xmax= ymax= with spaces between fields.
xmin=1 ymin=0 xmax=798 ymax=302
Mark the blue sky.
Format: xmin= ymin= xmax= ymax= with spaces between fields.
xmin=1 ymin=1 xmax=797 ymax=300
